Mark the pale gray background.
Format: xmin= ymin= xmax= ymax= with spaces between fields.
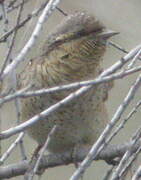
xmin=1 ymin=0 xmax=141 ymax=179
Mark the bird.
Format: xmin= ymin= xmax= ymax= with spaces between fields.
xmin=18 ymin=12 xmax=117 ymax=154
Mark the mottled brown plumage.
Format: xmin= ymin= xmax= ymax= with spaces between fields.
xmin=19 ymin=12 xmax=116 ymax=153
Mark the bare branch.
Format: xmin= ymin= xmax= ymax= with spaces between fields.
xmin=107 ymin=98 xmax=141 ymax=144
xmin=0 ymin=0 xmax=48 ymax=43
xmin=132 ymin=166 xmax=141 ymax=180
xmin=26 ymin=126 xmax=57 ymax=180
xmin=0 ymin=142 xmax=140 ymax=179
xmin=110 ymin=128 xmax=141 ymax=180
xmin=109 ymin=41 xmax=129 ymax=54
xmin=0 ymin=43 xmax=141 ymax=140
xmin=0 ymin=0 xmax=25 ymax=75
xmin=0 ymin=0 xmax=61 ymax=80
xmin=128 ymin=48 xmax=141 ymax=69
xmin=1 ymin=65 xmax=141 ymax=106
xmin=0 ymin=132 xmax=25 ymax=164
xmin=70 ymin=64 xmax=141 ymax=180
xmin=119 ymin=146 xmax=141 ymax=180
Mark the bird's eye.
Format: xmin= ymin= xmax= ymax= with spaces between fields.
xmin=61 ymin=54 xmax=70 ymax=59
xmin=75 ymin=29 xmax=86 ymax=38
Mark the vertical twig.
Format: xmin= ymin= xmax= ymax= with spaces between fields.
xmin=70 ymin=71 xmax=141 ymax=180
xmin=26 ymin=126 xmax=57 ymax=180
xmin=0 ymin=0 xmax=62 ymax=80
xmin=0 ymin=132 xmax=25 ymax=164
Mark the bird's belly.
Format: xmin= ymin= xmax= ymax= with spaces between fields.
xmin=21 ymin=88 xmax=107 ymax=152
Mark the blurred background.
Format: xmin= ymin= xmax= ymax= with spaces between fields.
xmin=0 ymin=0 xmax=141 ymax=179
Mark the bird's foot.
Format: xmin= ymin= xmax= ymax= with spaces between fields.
xmin=24 ymin=145 xmax=45 ymax=179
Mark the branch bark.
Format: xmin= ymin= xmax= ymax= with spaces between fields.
xmin=0 ymin=142 xmax=140 ymax=179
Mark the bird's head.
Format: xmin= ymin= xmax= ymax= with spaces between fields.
xmin=43 ymin=12 xmax=118 ymax=55
xmin=42 ymin=12 xmax=118 ymax=80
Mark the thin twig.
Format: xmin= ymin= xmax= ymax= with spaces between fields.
xmin=0 ymin=1 xmax=10 ymax=49
xmin=27 ymin=126 xmax=57 ymax=180
xmin=0 ymin=142 xmax=140 ymax=179
xmin=0 ymin=1 xmax=49 ymax=43
xmin=0 ymin=0 xmax=61 ymax=80
xmin=128 ymin=48 xmax=141 ymax=69
xmin=7 ymin=0 xmax=30 ymax=12
xmin=7 ymin=0 xmax=18 ymax=8
xmin=106 ymin=99 xmax=141 ymax=144
xmin=1 ymin=2 xmax=9 ymax=33
xmin=70 ymin=49 xmax=141 ymax=180
xmin=109 ymin=41 xmax=129 ymax=54
xmin=56 ymin=7 xmax=68 ymax=16
xmin=110 ymin=128 xmax=141 ymax=180
xmin=0 ymin=64 xmax=141 ymax=107
xmin=132 ymin=165 xmax=141 ymax=180
xmin=0 ymin=0 xmax=26 ymax=76
xmin=0 ymin=132 xmax=25 ymax=164
xmin=0 ymin=0 xmax=31 ymax=21
xmin=0 ymin=43 xmax=140 ymax=140
xmin=119 ymin=146 xmax=141 ymax=179
xmin=2 ymin=0 xmax=27 ymax=161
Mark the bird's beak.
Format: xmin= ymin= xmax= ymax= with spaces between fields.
xmin=98 ymin=30 xmax=119 ymax=39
